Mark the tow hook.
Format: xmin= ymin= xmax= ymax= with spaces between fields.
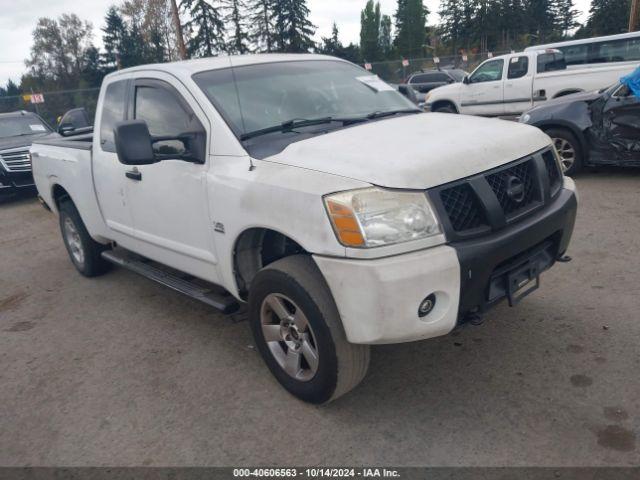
xmin=557 ymin=255 xmax=572 ymax=263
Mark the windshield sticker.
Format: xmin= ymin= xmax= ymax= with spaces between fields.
xmin=356 ymin=75 xmax=395 ymax=93
xmin=29 ymin=124 xmax=46 ymax=132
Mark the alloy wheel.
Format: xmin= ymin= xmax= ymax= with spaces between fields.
xmin=260 ymin=293 xmax=320 ymax=382
xmin=553 ymin=137 xmax=576 ymax=173
xmin=63 ymin=217 xmax=85 ymax=265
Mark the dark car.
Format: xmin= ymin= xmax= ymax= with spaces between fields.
xmin=520 ymin=83 xmax=640 ymax=175
xmin=406 ymin=69 xmax=467 ymax=102
xmin=0 ymin=111 xmax=52 ymax=197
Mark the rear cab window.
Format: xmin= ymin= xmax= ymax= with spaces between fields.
xmin=99 ymin=80 xmax=127 ymax=152
xmin=508 ymin=56 xmax=529 ymax=79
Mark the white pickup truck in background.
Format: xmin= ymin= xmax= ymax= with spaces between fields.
xmin=31 ymin=54 xmax=577 ymax=403
xmin=425 ymin=49 xmax=635 ymax=116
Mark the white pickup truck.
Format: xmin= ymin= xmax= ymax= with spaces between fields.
xmin=31 ymin=54 xmax=577 ymax=403
xmin=425 ymin=49 xmax=635 ymax=116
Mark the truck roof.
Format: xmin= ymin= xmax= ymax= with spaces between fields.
xmin=106 ymin=53 xmax=347 ymax=80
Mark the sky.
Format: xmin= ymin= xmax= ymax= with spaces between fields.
xmin=0 ymin=0 xmax=592 ymax=87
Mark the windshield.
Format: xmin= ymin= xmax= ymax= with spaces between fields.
xmin=193 ymin=60 xmax=417 ymax=139
xmin=448 ymin=70 xmax=467 ymax=81
xmin=0 ymin=115 xmax=49 ymax=139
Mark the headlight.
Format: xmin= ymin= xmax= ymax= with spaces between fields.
xmin=520 ymin=113 xmax=531 ymax=123
xmin=324 ymin=187 xmax=441 ymax=248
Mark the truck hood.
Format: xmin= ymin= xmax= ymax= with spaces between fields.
xmin=0 ymin=133 xmax=49 ymax=152
xmin=264 ymin=113 xmax=552 ymax=190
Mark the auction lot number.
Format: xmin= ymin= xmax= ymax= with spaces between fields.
xmin=233 ymin=468 xmax=400 ymax=478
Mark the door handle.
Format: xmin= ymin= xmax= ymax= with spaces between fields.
xmin=125 ymin=169 xmax=142 ymax=181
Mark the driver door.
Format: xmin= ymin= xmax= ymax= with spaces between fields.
xmin=123 ymin=76 xmax=221 ymax=284
xmin=602 ymin=85 xmax=640 ymax=163
xmin=461 ymin=59 xmax=505 ymax=116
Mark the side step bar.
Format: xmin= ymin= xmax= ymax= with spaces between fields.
xmin=101 ymin=250 xmax=240 ymax=314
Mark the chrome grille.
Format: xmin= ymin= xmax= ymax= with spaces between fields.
xmin=0 ymin=149 xmax=31 ymax=172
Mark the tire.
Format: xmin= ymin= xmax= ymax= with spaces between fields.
xmin=248 ymin=255 xmax=370 ymax=404
xmin=546 ymin=128 xmax=583 ymax=176
xmin=59 ymin=199 xmax=112 ymax=277
xmin=433 ymin=103 xmax=457 ymax=114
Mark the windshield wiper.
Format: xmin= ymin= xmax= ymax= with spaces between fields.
xmin=240 ymin=117 xmax=365 ymax=141
xmin=366 ymin=109 xmax=422 ymax=120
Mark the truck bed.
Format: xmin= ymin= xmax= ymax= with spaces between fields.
xmin=30 ymin=133 xmax=109 ymax=243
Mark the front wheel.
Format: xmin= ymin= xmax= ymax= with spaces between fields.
xmin=248 ymin=255 xmax=370 ymax=404
xmin=59 ymin=200 xmax=111 ymax=277
xmin=433 ymin=103 xmax=457 ymax=113
xmin=546 ymin=128 xmax=583 ymax=176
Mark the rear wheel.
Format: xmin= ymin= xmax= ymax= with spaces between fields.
xmin=248 ymin=255 xmax=370 ymax=404
xmin=59 ymin=200 xmax=111 ymax=277
xmin=546 ymin=128 xmax=583 ymax=176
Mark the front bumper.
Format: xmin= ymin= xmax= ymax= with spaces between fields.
xmin=0 ymin=168 xmax=35 ymax=196
xmin=314 ymin=179 xmax=577 ymax=345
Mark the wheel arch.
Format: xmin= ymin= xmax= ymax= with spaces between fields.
xmin=51 ymin=183 xmax=73 ymax=211
xmin=232 ymin=227 xmax=309 ymax=301
xmin=430 ymin=99 xmax=459 ymax=113
xmin=535 ymin=120 xmax=589 ymax=162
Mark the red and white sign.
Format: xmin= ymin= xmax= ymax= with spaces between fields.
xmin=30 ymin=93 xmax=44 ymax=104
xmin=364 ymin=63 xmax=372 ymax=71
xmin=402 ymin=59 xmax=409 ymax=67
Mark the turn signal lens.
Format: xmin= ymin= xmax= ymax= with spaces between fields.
xmin=325 ymin=198 xmax=365 ymax=246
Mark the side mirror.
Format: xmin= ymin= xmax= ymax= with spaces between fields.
xmin=114 ymin=120 xmax=155 ymax=166
xmin=58 ymin=123 xmax=75 ymax=135
xmin=57 ymin=107 xmax=92 ymax=136
xmin=463 ymin=75 xmax=470 ymax=85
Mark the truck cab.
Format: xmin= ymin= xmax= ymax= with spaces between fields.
xmin=31 ymin=54 xmax=577 ymax=403
xmin=426 ymin=50 xmax=635 ymax=116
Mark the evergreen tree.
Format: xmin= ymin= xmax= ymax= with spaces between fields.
xmin=248 ymin=0 xmax=276 ymax=52
xmin=527 ymin=0 xmax=560 ymax=43
xmin=81 ymin=46 xmax=103 ymax=87
xmin=120 ymin=21 xmax=148 ymax=67
xmin=555 ymin=0 xmax=580 ymax=38
xmin=318 ymin=23 xmax=342 ymax=56
xmin=102 ymin=7 xmax=127 ymax=71
xmin=180 ymin=0 xmax=226 ymax=57
xmin=395 ymin=0 xmax=428 ymax=59
xmin=438 ymin=0 xmax=463 ymax=56
xmin=379 ymin=15 xmax=393 ymax=57
xmin=576 ymin=0 xmax=630 ymax=37
xmin=224 ymin=0 xmax=250 ymax=54
xmin=272 ymin=0 xmax=316 ymax=52
xmin=360 ymin=1 xmax=382 ymax=62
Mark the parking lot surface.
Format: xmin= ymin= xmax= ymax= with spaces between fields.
xmin=1 ymin=170 xmax=639 ymax=467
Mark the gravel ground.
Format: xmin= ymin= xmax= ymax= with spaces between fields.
xmin=0 ymin=169 xmax=638 ymax=467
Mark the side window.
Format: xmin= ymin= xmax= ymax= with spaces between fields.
xmin=427 ymin=73 xmax=450 ymax=82
xmin=134 ymin=83 xmax=204 ymax=156
xmin=99 ymin=80 xmax=127 ymax=152
xmin=469 ymin=59 xmax=505 ymax=83
xmin=537 ymin=53 xmax=566 ymax=73
xmin=561 ymin=44 xmax=588 ymax=66
xmin=409 ymin=74 xmax=429 ymax=84
xmin=508 ymin=56 xmax=529 ymax=79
